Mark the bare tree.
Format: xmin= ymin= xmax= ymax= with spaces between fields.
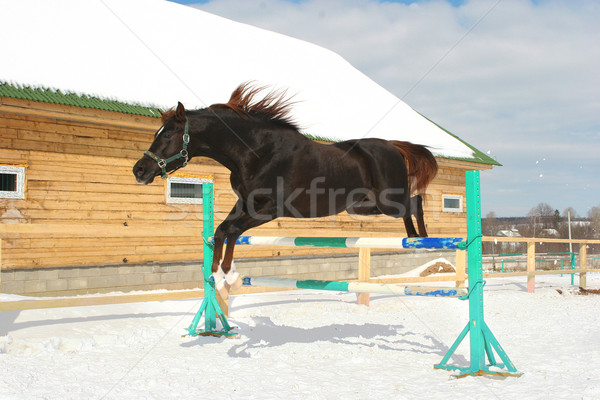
xmin=527 ymin=202 xmax=554 ymax=237
xmin=482 ymin=211 xmax=497 ymax=236
xmin=589 ymin=205 xmax=600 ymax=238
xmin=562 ymin=207 xmax=578 ymax=220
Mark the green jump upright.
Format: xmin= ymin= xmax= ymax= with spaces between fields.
xmin=185 ymin=181 xmax=235 ymax=337
xmin=434 ymin=170 xmax=521 ymax=377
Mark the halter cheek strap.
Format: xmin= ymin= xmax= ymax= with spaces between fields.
xmin=144 ymin=117 xmax=190 ymax=179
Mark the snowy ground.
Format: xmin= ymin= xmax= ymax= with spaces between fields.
xmin=1 ymin=273 xmax=599 ymax=400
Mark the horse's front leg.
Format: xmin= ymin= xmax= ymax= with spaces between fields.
xmin=211 ymin=201 xmax=243 ymax=273
xmin=216 ymin=207 xmax=276 ymax=299
xmin=211 ymin=221 xmax=244 ymax=300
xmin=211 ymin=228 xmax=226 ymax=274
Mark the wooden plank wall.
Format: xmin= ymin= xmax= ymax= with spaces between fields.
xmin=0 ymin=99 xmax=486 ymax=270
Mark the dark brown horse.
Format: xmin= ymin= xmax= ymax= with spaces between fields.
xmin=133 ymin=83 xmax=437 ymax=280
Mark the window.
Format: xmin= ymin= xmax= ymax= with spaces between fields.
xmin=0 ymin=166 xmax=25 ymax=199
xmin=442 ymin=194 xmax=462 ymax=213
xmin=166 ymin=176 xmax=212 ymax=204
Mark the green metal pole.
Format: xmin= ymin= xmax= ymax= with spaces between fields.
xmin=570 ymin=252 xmax=576 ymax=285
xmin=201 ymin=182 xmax=217 ymax=333
xmin=466 ymin=170 xmax=486 ymax=373
xmin=185 ymin=181 xmax=234 ymax=337
xmin=435 ymin=171 xmax=520 ymax=377
xmin=202 ymin=182 xmax=214 ymax=285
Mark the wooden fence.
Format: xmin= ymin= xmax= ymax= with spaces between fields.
xmin=480 ymin=237 xmax=600 ymax=293
xmin=1 ymin=225 xmax=599 ymax=311
xmin=371 ymin=237 xmax=600 ymax=293
xmin=0 ymin=223 xmax=209 ymax=310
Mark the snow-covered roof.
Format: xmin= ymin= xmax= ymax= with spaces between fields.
xmin=0 ymin=0 xmax=498 ymax=165
xmin=497 ymin=229 xmax=522 ymax=237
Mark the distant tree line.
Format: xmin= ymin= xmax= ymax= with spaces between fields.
xmin=482 ymin=203 xmax=600 ymax=255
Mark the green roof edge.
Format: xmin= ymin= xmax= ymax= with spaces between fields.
xmin=417 ymin=112 xmax=501 ymax=166
xmin=0 ymin=81 xmax=163 ymax=118
xmin=1 ymin=82 xmax=500 ymax=166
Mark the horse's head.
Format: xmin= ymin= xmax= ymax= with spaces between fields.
xmin=133 ymin=102 xmax=191 ymax=184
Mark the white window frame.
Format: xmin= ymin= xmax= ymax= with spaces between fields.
xmin=442 ymin=194 xmax=463 ymax=213
xmin=166 ymin=176 xmax=212 ymax=204
xmin=0 ymin=165 xmax=26 ymax=199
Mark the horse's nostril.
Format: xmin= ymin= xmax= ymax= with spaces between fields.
xmin=136 ymin=167 xmax=144 ymax=177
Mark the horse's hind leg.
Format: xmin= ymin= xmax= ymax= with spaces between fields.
xmin=403 ymin=215 xmax=419 ymax=237
xmin=372 ymin=187 xmax=419 ymax=237
xmin=347 ymin=191 xmax=382 ymax=215
xmin=411 ymin=195 xmax=428 ymax=237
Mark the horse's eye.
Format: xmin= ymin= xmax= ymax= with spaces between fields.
xmin=163 ymin=133 xmax=172 ymax=140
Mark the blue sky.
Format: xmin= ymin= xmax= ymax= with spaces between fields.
xmin=169 ymin=0 xmax=599 ymax=218
xmin=173 ymin=0 xmax=469 ymax=5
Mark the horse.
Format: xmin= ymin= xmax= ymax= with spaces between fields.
xmin=133 ymin=83 xmax=438 ymax=292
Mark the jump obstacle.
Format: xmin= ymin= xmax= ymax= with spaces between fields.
xmin=186 ymin=171 xmax=521 ymax=378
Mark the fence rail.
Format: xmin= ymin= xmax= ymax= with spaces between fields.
xmin=1 ymin=227 xmax=599 ymax=311
xmin=481 ymin=236 xmax=600 ymax=292
xmin=483 ymin=236 xmax=600 ymax=244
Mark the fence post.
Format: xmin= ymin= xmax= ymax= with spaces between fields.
xmin=357 ymin=247 xmax=371 ymax=306
xmin=527 ymin=241 xmax=536 ymax=293
xmin=579 ymin=243 xmax=587 ymax=289
xmin=216 ymin=289 xmax=229 ymax=318
xmin=0 ymin=239 xmax=3 ymax=298
xmin=455 ymin=248 xmax=466 ymax=288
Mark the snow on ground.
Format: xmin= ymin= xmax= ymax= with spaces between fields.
xmin=1 ymin=273 xmax=599 ymax=399
xmin=377 ymin=257 xmax=456 ymax=279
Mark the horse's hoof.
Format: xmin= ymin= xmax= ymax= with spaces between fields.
xmin=230 ymin=275 xmax=243 ymax=290
xmin=215 ymin=278 xmax=230 ymax=300
xmin=225 ymin=271 xmax=240 ymax=285
xmin=217 ymin=284 xmax=230 ymax=300
xmin=214 ymin=271 xmax=228 ymax=298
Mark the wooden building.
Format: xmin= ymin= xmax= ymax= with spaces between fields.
xmin=0 ymin=83 xmax=499 ymax=296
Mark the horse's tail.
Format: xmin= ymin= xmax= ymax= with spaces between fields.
xmin=390 ymin=140 xmax=438 ymax=195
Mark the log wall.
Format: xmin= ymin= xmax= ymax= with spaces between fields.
xmin=0 ymin=98 xmax=490 ymax=272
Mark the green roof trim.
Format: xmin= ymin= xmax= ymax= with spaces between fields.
xmin=1 ymin=81 xmax=499 ymax=166
xmin=303 ymin=133 xmax=340 ymax=142
xmin=0 ymin=82 xmax=162 ymax=118
xmin=418 ymin=112 xmax=501 ymax=166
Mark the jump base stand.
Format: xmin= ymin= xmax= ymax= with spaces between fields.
xmin=185 ymin=182 xmax=236 ymax=338
xmin=434 ymin=171 xmax=521 ymax=378
xmin=187 ymin=172 xmax=521 ymax=377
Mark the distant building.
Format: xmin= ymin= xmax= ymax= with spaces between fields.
xmin=495 ymin=229 xmax=522 ymax=253
xmin=540 ymin=229 xmax=560 ymax=238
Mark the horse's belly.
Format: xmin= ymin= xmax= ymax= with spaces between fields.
xmin=278 ymin=180 xmax=370 ymax=219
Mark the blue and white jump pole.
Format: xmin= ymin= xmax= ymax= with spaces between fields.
xmin=241 ymin=276 xmax=467 ymax=298
xmin=186 ymin=171 xmax=521 ymax=378
xmin=223 ymin=235 xmax=465 ymax=250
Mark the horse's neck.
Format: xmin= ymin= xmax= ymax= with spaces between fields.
xmin=194 ymin=118 xmax=256 ymax=175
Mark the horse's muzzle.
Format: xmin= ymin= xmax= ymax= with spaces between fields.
xmin=133 ymin=158 xmax=157 ymax=185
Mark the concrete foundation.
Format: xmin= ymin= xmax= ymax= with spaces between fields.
xmin=1 ymin=250 xmax=456 ymax=297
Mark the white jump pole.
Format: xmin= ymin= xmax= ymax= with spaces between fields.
xmin=241 ymin=276 xmax=468 ymax=298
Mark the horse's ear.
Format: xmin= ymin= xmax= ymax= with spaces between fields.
xmin=175 ymin=102 xmax=186 ymax=122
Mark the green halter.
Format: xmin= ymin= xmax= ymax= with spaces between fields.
xmin=144 ymin=117 xmax=190 ymax=179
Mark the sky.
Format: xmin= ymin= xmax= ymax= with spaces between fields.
xmin=170 ymin=0 xmax=599 ymax=218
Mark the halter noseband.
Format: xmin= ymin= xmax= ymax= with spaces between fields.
xmin=144 ymin=117 xmax=190 ymax=179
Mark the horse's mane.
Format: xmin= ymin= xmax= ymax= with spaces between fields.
xmin=211 ymin=82 xmax=299 ymax=129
